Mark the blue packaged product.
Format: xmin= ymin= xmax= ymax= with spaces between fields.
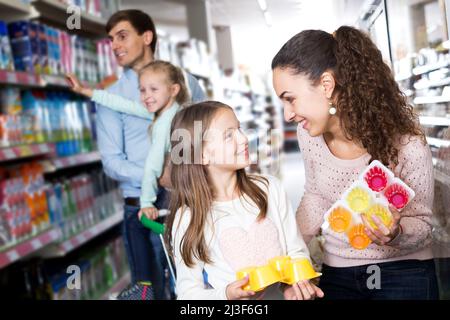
xmin=0 ymin=20 xmax=14 ymax=70
xmin=7 ymin=21 xmax=40 ymax=73
xmin=38 ymin=24 xmax=49 ymax=74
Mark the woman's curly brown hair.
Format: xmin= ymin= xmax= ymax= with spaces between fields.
xmin=271 ymin=26 xmax=425 ymax=166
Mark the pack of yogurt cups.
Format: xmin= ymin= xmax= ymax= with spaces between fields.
xmin=321 ymin=160 xmax=415 ymax=249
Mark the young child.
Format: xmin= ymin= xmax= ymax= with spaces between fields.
xmin=67 ymin=60 xmax=188 ymax=220
xmin=271 ymin=26 xmax=438 ymax=299
xmin=164 ymin=101 xmax=324 ymax=300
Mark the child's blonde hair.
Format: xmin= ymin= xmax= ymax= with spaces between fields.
xmin=139 ymin=60 xmax=190 ymax=105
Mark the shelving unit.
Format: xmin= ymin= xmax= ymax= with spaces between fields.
xmin=427 ymin=137 xmax=450 ymax=148
xmin=420 ymin=116 xmax=450 ymax=126
xmin=0 ymin=69 xmax=41 ymax=87
xmin=0 ymin=69 xmax=97 ymax=89
xmin=0 ymin=228 xmax=60 ymax=269
xmin=414 ymin=95 xmax=450 ymax=105
xmin=0 ymin=0 xmax=31 ymax=21
xmin=0 ymin=142 xmax=55 ymax=162
xmin=40 ymin=210 xmax=122 ymax=258
xmin=0 ymin=0 xmax=127 ymax=301
xmin=30 ymin=0 xmax=107 ymax=38
xmin=387 ymin=0 xmax=450 ymax=299
xmin=412 ymin=60 xmax=450 ymax=76
xmin=41 ymin=151 xmax=101 ymax=173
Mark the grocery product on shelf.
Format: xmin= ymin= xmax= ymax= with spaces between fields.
xmin=46 ymin=169 xmax=120 ymax=241
xmin=0 ymin=162 xmax=50 ymax=247
xmin=7 ymin=21 xmax=40 ymax=73
xmin=0 ymin=20 xmax=14 ymax=71
xmin=0 ymin=164 xmax=120 ymax=250
xmin=0 ymin=88 xmax=95 ymax=155
xmin=47 ymin=236 xmax=128 ymax=300
xmin=2 ymin=20 xmax=120 ymax=82
xmin=0 ymin=235 xmax=128 ymax=300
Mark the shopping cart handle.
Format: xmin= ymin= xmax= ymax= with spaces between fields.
xmin=140 ymin=216 xmax=165 ymax=234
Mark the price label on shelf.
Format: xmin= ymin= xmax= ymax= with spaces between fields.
xmin=6 ymin=72 xmax=17 ymax=83
xmin=54 ymin=159 xmax=63 ymax=169
xmin=3 ymin=148 xmax=17 ymax=159
xmin=6 ymin=250 xmax=19 ymax=262
xmin=41 ymin=144 xmax=50 ymax=153
xmin=27 ymin=74 xmax=36 ymax=85
xmin=62 ymin=242 xmax=73 ymax=252
xmin=68 ymin=157 xmax=76 ymax=166
xmin=31 ymin=239 xmax=42 ymax=250
xmin=20 ymin=145 xmax=32 ymax=156
xmin=76 ymin=233 xmax=86 ymax=244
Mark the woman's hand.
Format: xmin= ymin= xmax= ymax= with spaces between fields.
xmin=283 ymin=280 xmax=324 ymax=300
xmin=66 ymin=73 xmax=94 ymax=98
xmin=226 ymin=276 xmax=256 ymax=300
xmin=361 ymin=205 xmax=402 ymax=246
xmin=138 ymin=207 xmax=159 ymax=221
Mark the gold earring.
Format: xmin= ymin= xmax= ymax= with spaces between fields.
xmin=329 ymin=102 xmax=337 ymax=115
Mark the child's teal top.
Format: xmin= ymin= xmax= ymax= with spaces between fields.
xmin=92 ymin=89 xmax=179 ymax=208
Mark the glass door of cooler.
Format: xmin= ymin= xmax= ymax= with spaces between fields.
xmin=385 ymin=0 xmax=450 ymax=299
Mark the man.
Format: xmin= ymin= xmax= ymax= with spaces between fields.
xmin=96 ymin=9 xmax=206 ymax=300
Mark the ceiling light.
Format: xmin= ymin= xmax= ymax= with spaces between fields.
xmin=257 ymin=0 xmax=268 ymax=11
xmin=264 ymin=11 xmax=273 ymax=27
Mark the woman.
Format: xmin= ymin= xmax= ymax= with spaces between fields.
xmin=271 ymin=26 xmax=438 ymax=299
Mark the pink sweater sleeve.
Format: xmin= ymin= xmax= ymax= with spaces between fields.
xmin=388 ymin=137 xmax=434 ymax=251
xmin=295 ymin=128 xmax=331 ymax=245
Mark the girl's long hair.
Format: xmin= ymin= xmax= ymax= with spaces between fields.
xmin=271 ymin=26 xmax=425 ymax=166
xmin=164 ymin=101 xmax=268 ymax=267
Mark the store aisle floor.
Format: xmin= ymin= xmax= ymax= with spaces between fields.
xmin=280 ymin=152 xmax=306 ymax=210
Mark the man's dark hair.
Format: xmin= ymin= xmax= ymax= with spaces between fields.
xmin=106 ymin=9 xmax=158 ymax=53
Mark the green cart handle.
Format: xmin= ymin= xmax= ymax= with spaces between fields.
xmin=140 ymin=215 xmax=165 ymax=234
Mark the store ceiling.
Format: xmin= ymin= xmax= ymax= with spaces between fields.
xmin=121 ymin=0 xmax=364 ymax=29
xmin=120 ymin=0 xmax=366 ymax=74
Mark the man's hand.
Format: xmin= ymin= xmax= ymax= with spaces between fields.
xmin=138 ymin=207 xmax=159 ymax=221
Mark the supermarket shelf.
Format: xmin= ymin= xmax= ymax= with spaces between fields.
xmin=40 ymin=74 xmax=71 ymax=87
xmin=237 ymin=114 xmax=254 ymax=124
xmin=412 ymin=61 xmax=450 ymax=76
xmin=395 ymin=72 xmax=413 ymax=82
xmin=414 ymin=77 xmax=450 ymax=90
xmin=41 ymin=210 xmax=123 ymax=257
xmin=0 ymin=228 xmax=60 ymax=269
xmin=414 ymin=96 xmax=450 ymax=105
xmin=0 ymin=0 xmax=30 ymax=13
xmin=284 ymin=126 xmax=298 ymax=132
xmin=0 ymin=143 xmax=56 ymax=163
xmin=427 ymin=137 xmax=450 ymax=148
xmin=0 ymin=69 xmax=41 ymax=87
xmin=419 ymin=116 xmax=450 ymax=126
xmin=0 ymin=69 xmax=97 ymax=89
xmin=190 ymin=71 xmax=211 ymax=81
xmin=432 ymin=157 xmax=437 ymax=166
xmin=31 ymin=0 xmax=107 ymax=38
xmin=434 ymin=168 xmax=450 ymax=185
xmin=98 ymin=272 xmax=131 ymax=300
xmin=42 ymin=151 xmax=101 ymax=173
xmin=259 ymin=158 xmax=272 ymax=167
